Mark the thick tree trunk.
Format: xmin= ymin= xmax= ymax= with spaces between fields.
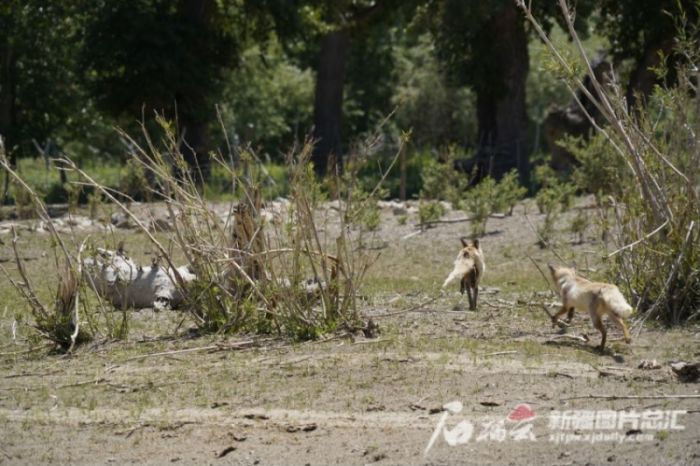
xmin=0 ymin=36 xmax=15 ymax=201
xmin=178 ymin=114 xmax=210 ymax=183
xmin=626 ymin=37 xmax=674 ymax=110
xmin=312 ymin=29 xmax=350 ymax=177
xmin=474 ymin=3 xmax=530 ymax=180
xmin=176 ymin=0 xmax=214 ymax=183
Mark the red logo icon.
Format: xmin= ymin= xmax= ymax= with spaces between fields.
xmin=508 ymin=403 xmax=536 ymax=422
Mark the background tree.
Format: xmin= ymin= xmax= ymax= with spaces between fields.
xmin=426 ymin=0 xmax=594 ymax=180
xmin=80 ymin=0 xmax=240 ymax=181
xmin=598 ymin=0 xmax=698 ymax=109
xmin=0 ymin=1 xmax=91 ymax=198
xmin=259 ymin=0 xmax=418 ymax=176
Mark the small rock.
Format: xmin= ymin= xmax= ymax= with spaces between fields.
xmin=638 ymin=359 xmax=661 ymax=370
xmin=111 ymin=212 xmax=132 ymax=229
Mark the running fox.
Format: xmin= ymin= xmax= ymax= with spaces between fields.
xmin=442 ymin=238 xmax=485 ymax=310
xmin=548 ymin=264 xmax=633 ymax=351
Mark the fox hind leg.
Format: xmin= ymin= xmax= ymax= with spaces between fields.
xmin=609 ymin=313 xmax=631 ymax=344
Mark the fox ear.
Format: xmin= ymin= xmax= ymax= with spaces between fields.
xmin=472 ymin=238 xmax=480 ymax=249
xmin=460 ymin=237 xmax=469 ymax=247
xmin=547 ymin=263 xmax=556 ymax=274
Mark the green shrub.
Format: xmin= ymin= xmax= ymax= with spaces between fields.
xmin=559 ymin=132 xmax=626 ymax=204
xmin=119 ymin=157 xmax=151 ymax=202
xmin=418 ymin=200 xmax=445 ymax=226
xmin=462 ymin=177 xmax=497 ymax=237
xmin=419 ymin=145 xmax=471 ymax=205
xmin=493 ymin=169 xmax=527 ymax=215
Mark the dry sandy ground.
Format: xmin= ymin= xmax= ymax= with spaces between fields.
xmin=1 ymin=198 xmax=699 ymax=465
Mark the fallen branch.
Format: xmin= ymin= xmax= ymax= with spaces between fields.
xmin=414 ymin=213 xmax=507 ymax=229
xmin=480 ymin=351 xmax=518 ymax=357
xmin=123 ymin=340 xmax=256 ymax=362
xmin=401 ymin=230 xmax=424 ymax=240
xmin=58 ymin=377 xmax=106 ymax=389
xmin=547 ymin=334 xmax=588 ymax=342
xmin=353 ymin=338 xmax=390 ymax=345
xmin=371 ymin=295 xmax=439 ymax=318
xmin=563 ymin=394 xmax=700 ymax=401
xmin=415 ymin=216 xmax=472 ymax=228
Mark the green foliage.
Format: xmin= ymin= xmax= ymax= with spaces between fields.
xmin=493 ymin=169 xmax=527 ymax=215
xmin=392 ymin=33 xmax=476 ymax=148
xmin=559 ymin=132 xmax=627 ymax=203
xmin=220 ymin=40 xmax=314 ymax=158
xmin=80 ymin=0 xmax=238 ymax=121
xmin=88 ymin=191 xmax=102 ymax=220
xmin=119 ymin=158 xmax=151 ymax=203
xmin=426 ymin=0 xmax=594 ymax=102
xmin=462 ymin=177 xmax=497 ymax=238
xmin=11 ymin=180 xmax=34 ymax=219
xmin=0 ymin=1 xmax=98 ymax=158
xmin=569 ymin=210 xmax=587 ymax=244
xmin=418 ymin=200 xmax=445 ymax=225
xmin=419 ymin=146 xmax=470 ymax=205
xmin=605 ymin=74 xmax=700 ymax=323
xmin=531 ymin=162 xmax=575 ymax=247
xmin=460 ymin=171 xmax=527 ymax=237
xmin=533 ymin=164 xmax=575 ymax=213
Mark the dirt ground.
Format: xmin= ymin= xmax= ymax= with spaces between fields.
xmin=1 ymin=198 xmax=699 ymax=465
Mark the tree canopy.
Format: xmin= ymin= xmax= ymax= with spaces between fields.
xmin=1 ymin=0 xmax=697 ymax=184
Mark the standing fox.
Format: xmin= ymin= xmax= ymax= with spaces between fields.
xmin=548 ymin=264 xmax=633 ymax=351
xmin=442 ymin=238 xmax=485 ymax=310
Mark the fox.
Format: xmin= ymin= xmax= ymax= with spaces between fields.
xmin=442 ymin=238 xmax=485 ymax=310
xmin=548 ymin=264 xmax=633 ymax=351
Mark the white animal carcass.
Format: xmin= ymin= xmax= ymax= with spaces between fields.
xmin=83 ymin=248 xmax=195 ymax=310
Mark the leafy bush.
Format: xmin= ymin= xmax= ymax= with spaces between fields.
xmin=118 ymin=157 xmax=151 ymax=202
xmin=462 ymin=177 xmax=497 ymax=237
xmin=419 ymin=145 xmax=470 ymax=205
xmin=558 ymin=132 xmax=626 ymax=204
xmin=493 ymin=169 xmax=527 ymax=215
xmin=418 ymin=200 xmax=446 ymax=226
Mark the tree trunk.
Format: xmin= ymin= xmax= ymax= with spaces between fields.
xmin=312 ymin=29 xmax=350 ymax=177
xmin=626 ymin=37 xmax=674 ymax=110
xmin=178 ymin=114 xmax=210 ymax=183
xmin=474 ymin=2 xmax=530 ymax=181
xmin=176 ymin=0 xmax=214 ymax=183
xmin=0 ymin=35 xmax=15 ymax=201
